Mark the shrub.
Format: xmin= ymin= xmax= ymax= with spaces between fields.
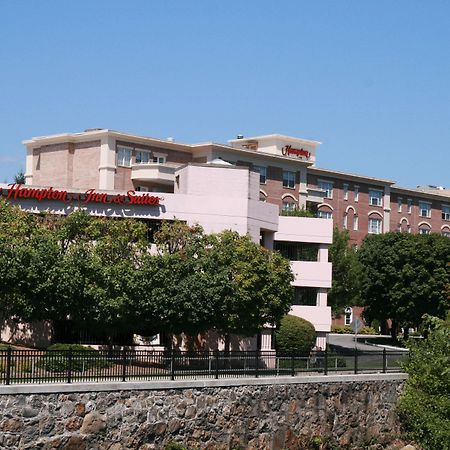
xmin=275 ymin=315 xmax=316 ymax=354
xmin=331 ymin=325 xmax=377 ymax=335
xmin=330 ymin=325 xmax=352 ymax=334
xmin=164 ymin=442 xmax=187 ymax=450
xmin=40 ymin=343 xmax=112 ymax=372
xmin=398 ymin=315 xmax=450 ymax=450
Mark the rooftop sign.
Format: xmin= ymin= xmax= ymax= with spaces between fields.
xmin=1 ymin=184 xmax=161 ymax=206
xmin=281 ymin=145 xmax=311 ymax=159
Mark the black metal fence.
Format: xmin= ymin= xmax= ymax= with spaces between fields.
xmin=0 ymin=347 xmax=408 ymax=385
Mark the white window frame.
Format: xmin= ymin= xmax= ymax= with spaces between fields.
xmin=152 ymin=152 xmax=167 ymax=164
xmin=353 ymin=215 xmax=359 ymax=231
xmin=318 ymin=180 xmax=333 ymax=199
xmin=442 ymin=229 xmax=450 ymax=237
xmin=282 ymin=201 xmax=297 ymax=211
xmin=397 ymin=197 xmax=402 ymax=213
xmin=282 ymin=170 xmax=295 ymax=189
xmin=343 ymin=184 xmax=349 ymax=201
xmin=135 ymin=149 xmax=151 ymax=164
xmin=442 ymin=205 xmax=450 ymax=221
xmin=368 ymin=217 xmax=382 ymax=234
xmin=354 ymin=185 xmax=359 ymax=202
xmin=369 ymin=189 xmax=383 ymax=207
xmin=419 ymin=201 xmax=431 ymax=218
xmin=254 ymin=165 xmax=267 ymax=184
xmin=317 ymin=210 xmax=332 ymax=219
xmin=117 ymin=146 xmax=132 ymax=167
xmin=344 ymin=307 xmax=353 ymax=326
xmin=407 ymin=199 xmax=413 ymax=214
xmin=419 ymin=227 xmax=431 ymax=235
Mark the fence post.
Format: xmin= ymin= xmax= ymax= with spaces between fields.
xmin=383 ymin=348 xmax=387 ymax=373
xmin=214 ymin=350 xmax=219 ymax=379
xmin=255 ymin=351 xmax=259 ymax=378
xmin=170 ymin=351 xmax=175 ymax=381
xmin=354 ymin=348 xmax=358 ymax=375
xmin=291 ymin=353 xmax=295 ymax=377
xmin=324 ymin=347 xmax=328 ymax=376
xmin=122 ymin=348 xmax=127 ymax=382
xmin=6 ymin=347 xmax=12 ymax=386
xmin=67 ymin=349 xmax=73 ymax=384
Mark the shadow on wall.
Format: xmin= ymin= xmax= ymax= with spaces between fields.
xmin=0 ymin=317 xmax=53 ymax=349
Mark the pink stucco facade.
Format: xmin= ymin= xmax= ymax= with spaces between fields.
xmin=1 ymin=160 xmax=333 ymax=349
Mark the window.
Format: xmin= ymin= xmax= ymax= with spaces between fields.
xmin=117 ymin=146 xmax=132 ymax=167
xmin=293 ymin=287 xmax=317 ymax=306
xmin=442 ymin=230 xmax=450 ymax=237
xmin=397 ymin=197 xmax=402 ymax=213
xmin=419 ymin=227 xmax=431 ymax=235
xmin=442 ymin=205 xmax=450 ymax=221
xmin=318 ymin=180 xmax=333 ymax=198
xmin=136 ymin=150 xmax=151 ymax=164
xmin=369 ymin=189 xmax=383 ymax=206
xmin=419 ymin=201 xmax=431 ymax=218
xmin=368 ymin=218 xmax=382 ymax=234
xmin=153 ymin=155 xmax=166 ymax=164
xmin=344 ymin=307 xmax=353 ymax=326
xmin=135 ymin=186 xmax=149 ymax=192
xmin=353 ymin=215 xmax=359 ymax=231
xmin=282 ymin=201 xmax=297 ymax=211
xmin=259 ymin=192 xmax=267 ymax=202
xmin=407 ymin=199 xmax=413 ymax=214
xmin=317 ymin=210 xmax=332 ymax=219
xmin=343 ymin=184 xmax=349 ymax=200
xmin=283 ymin=170 xmax=295 ymax=188
xmin=254 ymin=165 xmax=267 ymax=184
xmin=354 ymin=185 xmax=359 ymax=202
xmin=343 ymin=214 xmax=348 ymax=229
xmin=274 ymin=242 xmax=319 ymax=261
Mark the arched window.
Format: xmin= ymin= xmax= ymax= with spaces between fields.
xmin=344 ymin=307 xmax=353 ymax=326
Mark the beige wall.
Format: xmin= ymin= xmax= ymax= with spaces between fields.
xmin=72 ymin=141 xmax=101 ymax=189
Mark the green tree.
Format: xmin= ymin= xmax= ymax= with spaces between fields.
xmin=358 ymin=232 xmax=450 ymax=339
xmin=399 ymin=314 xmax=450 ymax=450
xmin=281 ymin=206 xmax=315 ymax=217
xmin=327 ymin=227 xmax=362 ymax=312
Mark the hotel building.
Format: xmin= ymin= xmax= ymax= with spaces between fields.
xmin=22 ymin=128 xmax=450 ymax=244
xmin=2 ymin=128 xmax=448 ymax=345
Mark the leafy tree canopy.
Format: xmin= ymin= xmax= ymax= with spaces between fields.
xmin=358 ymin=232 xmax=450 ymax=338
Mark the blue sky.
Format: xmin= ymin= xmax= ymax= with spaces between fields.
xmin=0 ymin=1 xmax=449 ymax=188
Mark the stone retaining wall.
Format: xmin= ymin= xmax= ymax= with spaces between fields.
xmin=0 ymin=374 xmax=406 ymax=450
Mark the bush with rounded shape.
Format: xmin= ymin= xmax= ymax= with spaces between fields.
xmin=275 ymin=315 xmax=316 ymax=355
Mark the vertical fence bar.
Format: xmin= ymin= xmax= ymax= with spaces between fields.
xmin=383 ymin=349 xmax=387 ymax=373
xmin=255 ymin=351 xmax=259 ymax=378
xmin=324 ymin=347 xmax=328 ymax=376
xmin=67 ymin=349 xmax=73 ymax=384
xmin=214 ymin=350 xmax=219 ymax=379
xmin=291 ymin=353 xmax=295 ymax=377
xmin=170 ymin=351 xmax=175 ymax=381
xmin=6 ymin=347 xmax=12 ymax=386
xmin=122 ymin=348 xmax=127 ymax=382
xmin=354 ymin=348 xmax=358 ymax=375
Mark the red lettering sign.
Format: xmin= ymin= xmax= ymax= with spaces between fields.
xmin=281 ymin=145 xmax=311 ymax=159
xmin=0 ymin=184 xmax=161 ymax=207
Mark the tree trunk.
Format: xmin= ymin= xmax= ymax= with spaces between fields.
xmin=390 ymin=320 xmax=398 ymax=342
xmin=403 ymin=326 xmax=409 ymax=341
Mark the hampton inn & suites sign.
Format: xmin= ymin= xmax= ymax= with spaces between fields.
xmin=1 ymin=184 xmax=161 ymax=206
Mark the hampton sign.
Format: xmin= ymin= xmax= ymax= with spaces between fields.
xmin=0 ymin=184 xmax=161 ymax=206
xmin=281 ymin=145 xmax=311 ymax=159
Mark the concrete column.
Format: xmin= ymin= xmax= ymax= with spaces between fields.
xmin=383 ymin=186 xmax=391 ymax=233
xmin=24 ymin=145 xmax=34 ymax=185
xmin=262 ymin=231 xmax=274 ymax=250
xmin=98 ymin=136 xmax=116 ymax=190
xmin=317 ymin=288 xmax=328 ymax=307
xmin=318 ymin=245 xmax=328 ymax=262
xmin=298 ymin=165 xmax=308 ymax=208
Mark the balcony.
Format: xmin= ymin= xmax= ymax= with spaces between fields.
xmin=306 ymin=187 xmax=326 ymax=204
xmin=131 ymin=163 xmax=176 ymax=185
xmin=290 ymin=261 xmax=332 ymax=288
xmin=290 ymin=305 xmax=331 ymax=332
